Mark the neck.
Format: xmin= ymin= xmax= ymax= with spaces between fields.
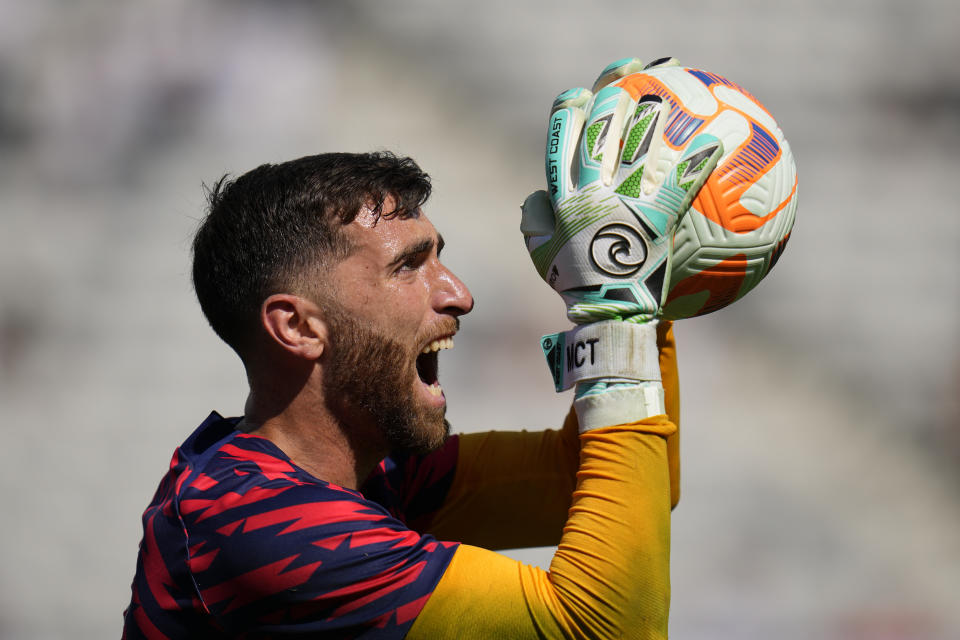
xmin=238 ymin=370 xmax=388 ymax=490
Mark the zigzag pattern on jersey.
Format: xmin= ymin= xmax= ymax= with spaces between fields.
xmin=362 ymin=436 xmax=459 ymax=531
xmin=124 ymin=414 xmax=458 ymax=640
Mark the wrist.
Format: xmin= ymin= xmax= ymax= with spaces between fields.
xmin=574 ymin=382 xmax=666 ymax=432
xmin=540 ymin=319 xmax=661 ymax=392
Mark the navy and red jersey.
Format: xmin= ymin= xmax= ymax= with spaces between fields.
xmin=123 ymin=412 xmax=460 ymax=639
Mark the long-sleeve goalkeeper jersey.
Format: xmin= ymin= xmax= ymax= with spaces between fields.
xmin=123 ymin=323 xmax=680 ymax=639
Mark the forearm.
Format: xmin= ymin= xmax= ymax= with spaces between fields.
xmin=547 ymin=420 xmax=674 ymax=636
xmin=423 ymin=408 xmax=580 ymax=548
xmin=423 ymin=321 xmax=679 ymax=550
xmin=658 ymin=320 xmax=681 ymax=508
xmin=409 ymin=416 xmax=675 ymax=639
xmin=427 ymin=321 xmax=679 ymax=551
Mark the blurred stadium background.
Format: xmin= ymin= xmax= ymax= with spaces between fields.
xmin=0 ymin=1 xmax=958 ymax=638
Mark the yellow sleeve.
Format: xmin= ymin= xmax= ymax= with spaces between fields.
xmin=424 ymin=321 xmax=681 ymax=549
xmin=658 ymin=321 xmax=681 ymax=509
xmin=424 ymin=408 xmax=579 ymax=549
xmin=408 ymin=417 xmax=675 ymax=640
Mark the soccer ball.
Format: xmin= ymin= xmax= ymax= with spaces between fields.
xmin=616 ymin=66 xmax=798 ymax=319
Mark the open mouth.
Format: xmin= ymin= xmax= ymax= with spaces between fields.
xmin=416 ymin=336 xmax=454 ymax=397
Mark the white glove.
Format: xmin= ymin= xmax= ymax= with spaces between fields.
xmin=521 ymin=57 xmax=723 ymax=325
xmin=522 ymin=57 xmax=722 ymax=429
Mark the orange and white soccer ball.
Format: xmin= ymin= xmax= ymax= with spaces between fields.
xmin=615 ymin=66 xmax=798 ymax=319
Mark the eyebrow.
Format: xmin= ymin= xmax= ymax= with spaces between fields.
xmin=388 ymin=233 xmax=444 ymax=268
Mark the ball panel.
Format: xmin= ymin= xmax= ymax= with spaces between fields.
xmin=616 ymin=69 xmax=719 ymax=119
xmin=663 ymin=253 xmax=750 ymax=318
xmin=711 ymin=84 xmax=779 ymax=134
xmin=654 ymin=65 xmax=797 ymax=319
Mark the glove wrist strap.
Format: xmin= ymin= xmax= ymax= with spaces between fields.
xmin=574 ymin=384 xmax=665 ymax=432
xmin=540 ymin=320 xmax=661 ymax=392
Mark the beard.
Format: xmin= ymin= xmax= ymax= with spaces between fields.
xmin=322 ymin=312 xmax=450 ymax=457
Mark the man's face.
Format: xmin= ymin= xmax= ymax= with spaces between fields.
xmin=320 ymin=200 xmax=473 ymax=455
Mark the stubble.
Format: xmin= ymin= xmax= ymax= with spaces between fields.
xmin=322 ymin=312 xmax=450 ymax=456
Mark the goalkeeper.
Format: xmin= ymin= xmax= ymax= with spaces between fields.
xmin=123 ymin=57 xmax=721 ymax=639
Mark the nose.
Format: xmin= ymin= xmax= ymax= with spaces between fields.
xmin=434 ymin=264 xmax=474 ymax=317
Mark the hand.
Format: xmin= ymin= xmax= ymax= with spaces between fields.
xmin=521 ymin=57 xmax=723 ymax=324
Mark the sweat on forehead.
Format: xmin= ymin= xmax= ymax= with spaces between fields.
xmin=355 ymin=195 xmax=424 ymax=227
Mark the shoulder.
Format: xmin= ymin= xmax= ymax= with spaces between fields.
xmin=363 ymin=434 xmax=460 ymax=523
xmin=175 ymin=420 xmax=373 ymax=541
xmin=178 ymin=429 xmax=459 ymax=636
xmin=130 ymin=413 xmax=460 ymax=638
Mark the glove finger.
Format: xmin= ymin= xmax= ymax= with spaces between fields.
xmin=547 ymin=87 xmax=590 ymax=205
xmin=642 ymin=56 xmax=681 ymax=71
xmin=520 ymin=190 xmax=557 ymax=281
xmin=615 ymin=96 xmax=670 ymax=196
xmin=520 ymin=190 xmax=555 ymax=238
xmin=620 ymin=96 xmax=665 ymax=167
xmin=551 ymin=86 xmax=592 ymax=114
xmin=672 ymin=135 xmax=724 ymax=216
xmin=591 ymin=56 xmax=645 ymax=93
xmin=619 ymin=130 xmax=724 ymax=240
xmin=639 ymin=98 xmax=672 ymax=196
xmin=579 ymin=85 xmax=634 ymax=187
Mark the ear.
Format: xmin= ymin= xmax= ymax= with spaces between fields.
xmin=261 ymin=294 xmax=329 ymax=360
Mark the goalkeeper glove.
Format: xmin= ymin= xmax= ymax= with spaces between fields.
xmin=522 ymin=56 xmax=723 ymax=325
xmin=521 ymin=57 xmax=722 ymax=429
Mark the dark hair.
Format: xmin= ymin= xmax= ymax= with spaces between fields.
xmin=191 ymin=151 xmax=431 ymax=356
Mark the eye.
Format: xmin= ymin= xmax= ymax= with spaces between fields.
xmin=396 ymin=250 xmax=429 ymax=274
